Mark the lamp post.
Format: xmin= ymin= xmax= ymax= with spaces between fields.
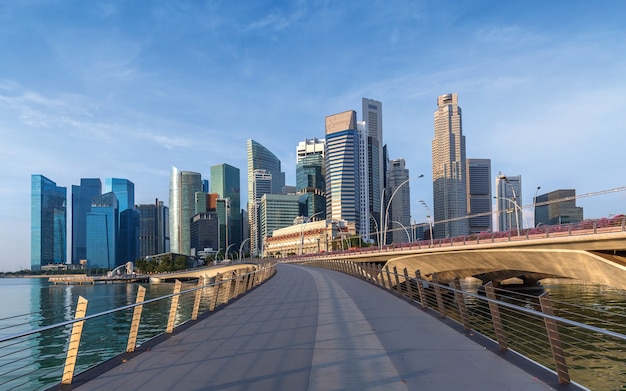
xmin=369 ymin=215 xmax=380 ymax=247
xmin=225 ymin=243 xmax=235 ymax=261
xmin=494 ymin=196 xmax=522 ymax=236
xmin=499 ymin=175 xmax=522 ymax=230
xmin=383 ymin=174 xmax=424 ymax=246
xmin=418 ymin=200 xmax=433 ymax=247
xmin=533 ymin=186 xmax=541 ymax=227
xmin=299 ymin=211 xmax=324 ymax=255
xmin=238 ymin=238 xmax=250 ymax=261
xmin=391 ymin=220 xmax=411 ymax=243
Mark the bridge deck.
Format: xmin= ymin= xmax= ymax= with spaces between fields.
xmin=71 ymin=264 xmax=580 ymax=390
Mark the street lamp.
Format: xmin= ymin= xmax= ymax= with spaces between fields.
xmin=238 ymin=238 xmax=250 ymax=261
xmin=499 ymin=175 xmax=522 ymax=230
xmin=494 ymin=196 xmax=522 ymax=236
xmin=369 ymin=215 xmax=380 ymax=246
xmin=418 ymin=200 xmax=433 ymax=247
xmin=382 ymin=174 xmax=424 ymax=246
xmin=533 ymin=186 xmax=542 ymax=227
xmin=225 ymin=243 xmax=235 ymax=261
xmin=391 ymin=220 xmax=411 ymax=243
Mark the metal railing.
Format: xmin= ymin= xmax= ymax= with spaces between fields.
xmin=299 ymin=259 xmax=626 ymax=391
xmin=0 ymin=261 xmax=276 ymax=390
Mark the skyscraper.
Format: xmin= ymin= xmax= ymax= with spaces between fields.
xmin=169 ymin=167 xmax=202 ymax=255
xmin=250 ymin=169 xmax=273 ymax=255
xmin=496 ymin=173 xmax=523 ymax=232
xmin=211 ymin=163 xmax=241 ymax=253
xmin=138 ymin=199 xmax=169 ymax=258
xmin=535 ymin=189 xmax=583 ymax=226
xmin=296 ymin=138 xmax=326 ymax=220
xmin=105 ymin=178 xmax=138 ymax=264
xmin=432 ymin=93 xmax=468 ymax=238
xmin=86 ymin=192 xmax=118 ymax=269
xmin=467 ymin=159 xmax=493 ymax=234
xmin=357 ymin=121 xmax=370 ymax=239
xmin=31 ymin=175 xmax=66 ymax=270
xmin=362 ymin=98 xmax=384 ymax=243
xmin=259 ymin=194 xmax=301 ymax=253
xmin=71 ymin=178 xmax=101 ymax=265
xmin=387 ymin=159 xmax=411 ymax=243
xmin=325 ymin=110 xmax=360 ymax=233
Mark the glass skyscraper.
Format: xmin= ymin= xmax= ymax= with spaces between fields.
xmin=432 ymin=93 xmax=468 ymax=238
xmin=496 ymin=173 xmax=523 ymax=232
xmin=325 ymin=110 xmax=361 ymax=232
xmin=169 ymin=167 xmax=203 ymax=255
xmin=467 ymin=159 xmax=493 ymax=234
xmin=71 ymin=178 xmax=101 ymax=265
xmin=86 ymin=192 xmax=118 ymax=269
xmin=211 ymin=163 xmax=241 ymax=253
xmin=362 ymin=98 xmax=384 ymax=243
xmin=138 ymin=199 xmax=169 ymax=258
xmin=105 ymin=178 xmax=138 ymax=264
xmin=296 ymin=138 xmax=325 ymax=220
xmin=31 ymin=175 xmax=67 ymax=271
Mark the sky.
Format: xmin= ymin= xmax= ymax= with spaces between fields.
xmin=1 ymin=1 xmax=626 ymax=271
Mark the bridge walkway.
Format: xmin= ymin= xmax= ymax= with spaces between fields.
xmin=71 ymin=264 xmax=578 ymax=391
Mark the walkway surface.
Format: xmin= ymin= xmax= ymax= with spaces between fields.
xmin=71 ymin=264 xmax=578 ymax=391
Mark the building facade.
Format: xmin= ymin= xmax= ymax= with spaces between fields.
xmin=137 ymin=199 xmax=169 ymax=259
xmin=387 ymin=159 xmax=411 ymax=243
xmin=169 ymin=167 xmax=203 ymax=255
xmin=466 ymin=159 xmax=493 ymax=234
xmin=432 ymin=93 xmax=468 ymax=238
xmin=535 ymin=189 xmax=583 ymax=226
xmin=190 ymin=212 xmax=219 ymax=255
xmin=71 ymin=178 xmax=101 ymax=265
xmin=86 ymin=192 xmax=118 ymax=269
xmin=211 ymin=163 xmax=241 ymax=254
xmin=105 ymin=178 xmax=138 ymax=264
xmin=495 ymin=173 xmax=523 ymax=232
xmin=31 ymin=175 xmax=67 ymax=270
xmin=259 ymin=194 xmax=301 ymax=255
xmin=325 ymin=110 xmax=361 ymax=234
xmin=296 ymin=138 xmax=326 ymax=221
xmin=362 ymin=98 xmax=384 ymax=244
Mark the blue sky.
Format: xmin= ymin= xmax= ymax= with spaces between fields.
xmin=1 ymin=1 xmax=625 ymax=271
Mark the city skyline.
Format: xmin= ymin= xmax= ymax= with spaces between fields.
xmin=2 ymin=1 xmax=626 ymax=270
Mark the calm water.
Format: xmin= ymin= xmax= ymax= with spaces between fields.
xmin=0 ymin=277 xmax=625 ymax=390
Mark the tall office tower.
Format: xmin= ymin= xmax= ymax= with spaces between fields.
xmin=362 ymin=98 xmax=384 ymax=243
xmin=105 ymin=178 xmax=138 ymax=264
xmin=496 ymin=173 xmax=523 ymax=232
xmin=247 ymin=139 xmax=285 ymax=198
xmin=325 ymin=110 xmax=361 ymax=234
xmin=211 ymin=163 xmax=241 ymax=253
xmin=71 ymin=178 xmax=101 ymax=265
xmin=432 ymin=93 xmax=468 ymax=239
xmin=466 ymin=159 xmax=493 ymax=234
xmin=31 ymin=175 xmax=67 ymax=270
xmin=190 ymin=213 xmax=219 ymax=255
xmin=387 ymin=159 xmax=411 ymax=243
xmin=250 ymin=170 xmax=273 ymax=255
xmin=169 ymin=167 xmax=202 ymax=255
xmin=535 ymin=189 xmax=583 ymax=226
xmin=138 ymin=199 xmax=169 ymax=258
xmin=86 ymin=192 xmax=118 ymax=269
xmin=259 ymin=194 xmax=301 ymax=252
xmin=296 ymin=138 xmax=326 ymax=220
xmin=202 ymin=179 xmax=209 ymax=193
xmin=357 ymin=121 xmax=370 ymax=239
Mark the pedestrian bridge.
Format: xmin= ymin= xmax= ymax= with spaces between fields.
xmin=292 ymin=225 xmax=626 ymax=290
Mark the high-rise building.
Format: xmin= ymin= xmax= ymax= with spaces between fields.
xmin=535 ymin=189 xmax=583 ymax=227
xmin=137 ymin=199 xmax=169 ymax=258
xmin=432 ymin=93 xmax=468 ymax=238
xmin=362 ymin=98 xmax=384 ymax=243
xmin=169 ymin=167 xmax=202 ymax=255
xmin=259 ymin=194 xmax=301 ymax=253
xmin=31 ymin=175 xmax=66 ymax=270
xmin=211 ymin=163 xmax=241 ymax=253
xmin=105 ymin=178 xmax=138 ymax=264
xmin=467 ymin=159 xmax=493 ymax=234
xmin=387 ymin=159 xmax=411 ymax=243
xmin=71 ymin=178 xmax=101 ymax=265
xmin=296 ymin=138 xmax=326 ymax=220
xmin=325 ymin=110 xmax=361 ymax=233
xmin=86 ymin=192 xmax=118 ymax=269
xmin=250 ymin=170 xmax=273 ymax=255
xmin=190 ymin=213 xmax=219 ymax=255
xmin=496 ymin=174 xmax=523 ymax=232
xmin=357 ymin=121 xmax=370 ymax=239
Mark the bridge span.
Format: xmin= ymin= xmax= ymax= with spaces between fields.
xmin=293 ymin=228 xmax=626 ymax=289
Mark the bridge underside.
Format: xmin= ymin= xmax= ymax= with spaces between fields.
xmin=383 ymin=249 xmax=626 ymax=289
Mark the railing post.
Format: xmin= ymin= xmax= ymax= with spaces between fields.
xmin=191 ymin=276 xmax=204 ymax=321
xmin=210 ymin=273 xmax=222 ymax=311
xmin=403 ymin=268 xmax=414 ymax=301
xmin=414 ymin=270 xmax=426 ymax=309
xmin=432 ymin=273 xmax=446 ymax=317
xmin=166 ymin=280 xmax=182 ymax=333
xmin=385 ymin=265 xmax=393 ymax=290
xmin=453 ymin=278 xmax=471 ymax=331
xmin=127 ymin=286 xmax=146 ymax=352
xmin=61 ymin=296 xmax=88 ymax=385
xmin=393 ymin=266 xmax=402 ymax=296
xmin=484 ymin=281 xmax=508 ymax=351
xmin=379 ymin=264 xmax=386 ymax=288
xmin=539 ymin=292 xmax=570 ymax=384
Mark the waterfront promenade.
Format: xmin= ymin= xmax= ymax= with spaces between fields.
xmin=69 ymin=263 xmax=580 ymax=391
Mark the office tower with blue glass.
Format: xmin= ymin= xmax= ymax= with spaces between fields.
xmin=250 ymin=170 xmax=273 ymax=255
xmin=31 ymin=175 xmax=67 ymax=271
xmin=432 ymin=93 xmax=468 ymax=238
xmin=362 ymin=98 xmax=384 ymax=243
xmin=71 ymin=178 xmax=101 ymax=265
xmin=105 ymin=178 xmax=139 ymax=264
xmin=86 ymin=192 xmax=118 ymax=269
xmin=325 ymin=110 xmax=361 ymax=233
xmin=467 ymin=159 xmax=493 ymax=234
xmin=169 ymin=167 xmax=203 ymax=255
xmin=211 ymin=163 xmax=241 ymax=254
xmin=296 ymin=138 xmax=326 ymax=220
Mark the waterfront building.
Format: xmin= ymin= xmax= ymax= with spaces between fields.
xmin=211 ymin=163 xmax=241 ymax=253
xmin=259 ymin=194 xmax=301 ymax=255
xmin=86 ymin=192 xmax=118 ymax=269
xmin=467 ymin=159 xmax=493 ymax=234
xmin=496 ymin=173 xmax=523 ymax=232
xmin=535 ymin=189 xmax=583 ymax=227
xmin=296 ymin=138 xmax=326 ymax=220
xmin=263 ymin=219 xmax=353 ymax=258
xmin=362 ymin=98 xmax=384 ymax=244
xmin=325 ymin=110 xmax=361 ymax=234
xmin=190 ymin=212 xmax=219 ymax=256
xmin=105 ymin=178 xmax=138 ymax=264
xmin=169 ymin=167 xmax=203 ymax=255
xmin=432 ymin=93 xmax=468 ymax=238
xmin=71 ymin=178 xmax=101 ymax=265
xmin=31 ymin=175 xmax=67 ymax=271
xmin=137 ymin=199 xmax=169 ymax=259
xmin=387 ymin=159 xmax=411 ymax=243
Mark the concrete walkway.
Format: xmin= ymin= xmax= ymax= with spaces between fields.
xmin=70 ymin=264 xmax=579 ymax=390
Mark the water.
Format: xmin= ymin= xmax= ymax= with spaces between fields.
xmin=1 ymin=277 xmax=625 ymax=390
